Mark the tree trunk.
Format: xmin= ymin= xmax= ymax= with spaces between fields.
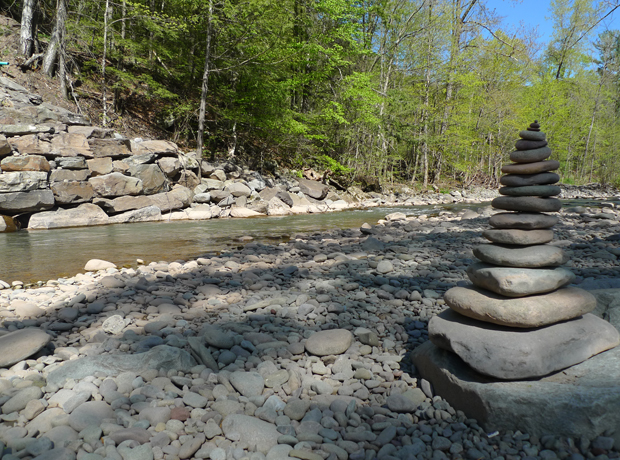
xmin=197 ymin=0 xmax=214 ymax=159
xmin=42 ymin=0 xmax=66 ymax=77
xmin=20 ymin=0 xmax=37 ymax=58
xmin=101 ymin=0 xmax=111 ymax=126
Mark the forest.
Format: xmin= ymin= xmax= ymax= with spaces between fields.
xmin=1 ymin=0 xmax=620 ymax=188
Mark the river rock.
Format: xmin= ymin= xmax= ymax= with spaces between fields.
xmin=482 ymin=228 xmax=553 ymax=245
xmin=501 ymin=160 xmax=559 ymax=175
xmin=200 ymin=324 xmax=234 ymax=349
xmin=489 ymin=212 xmax=559 ymax=230
xmin=429 ymin=310 xmax=620 ymax=379
xmin=129 ymin=164 xmax=167 ymax=194
xmin=514 ymin=139 xmax=548 ymax=150
xmin=2 ymin=386 xmax=43 ymax=414
xmin=498 ymin=185 xmax=561 ymax=197
xmin=47 ymin=345 xmax=196 ymax=387
xmin=89 ymin=172 xmax=143 ymax=197
xmin=411 ymin=341 xmax=620 ymax=438
xmin=68 ymin=401 xmax=116 ymax=431
xmin=0 ymin=170 xmax=49 ymax=192
xmin=466 ymin=263 xmax=575 ymax=297
xmin=84 ymin=259 xmax=116 ymax=270
xmin=28 ymin=203 xmax=109 ymax=229
xmin=221 ymin=414 xmax=280 ymax=454
xmin=473 ymin=244 xmax=567 ymax=268
xmin=492 ymin=196 xmax=562 ymax=213
xmin=229 ymin=371 xmax=265 ymax=397
xmin=510 ymin=146 xmax=552 ymax=163
xmin=305 ymin=329 xmax=353 ymax=356
xmin=519 ymin=130 xmax=546 ymax=141
xmin=0 ymin=189 xmax=54 ymax=213
xmin=1 ymin=154 xmax=50 ymax=171
xmin=500 ymin=172 xmax=560 ymax=187
xmin=444 ymin=285 xmax=593 ymax=326
xmin=298 ymin=178 xmax=329 ymax=200
xmin=51 ymin=181 xmax=95 ymax=204
xmin=0 ymin=328 xmax=51 ymax=367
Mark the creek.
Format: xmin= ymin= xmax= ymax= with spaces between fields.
xmin=0 ymin=199 xmax=609 ymax=285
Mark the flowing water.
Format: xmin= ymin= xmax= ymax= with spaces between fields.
xmin=0 ymin=199 xmax=610 ymax=284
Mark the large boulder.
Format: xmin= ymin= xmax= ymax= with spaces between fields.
xmin=28 ymin=203 xmax=109 ymax=229
xmin=226 ymin=182 xmax=251 ymax=197
xmin=88 ymin=138 xmax=132 ymax=158
xmin=298 ymin=178 xmax=329 ymax=200
xmin=0 ymin=171 xmax=49 ymax=192
xmin=67 ymin=126 xmax=115 ymax=138
xmin=9 ymin=134 xmax=52 ymax=156
xmin=412 ymin=341 xmax=620 ymax=441
xmin=1 ymin=154 xmax=50 ymax=171
xmin=108 ymin=205 xmax=162 ymax=224
xmin=50 ymin=132 xmax=92 ymax=157
xmin=176 ymin=170 xmax=200 ymax=190
xmin=131 ymin=139 xmax=178 ymax=156
xmin=0 ymin=328 xmax=51 ymax=368
xmin=94 ymin=185 xmax=192 ymax=213
xmin=129 ymin=164 xmax=167 ymax=194
xmin=0 ymin=190 xmax=54 ymax=214
xmin=89 ymin=172 xmax=143 ymax=197
xmin=87 ymin=157 xmax=114 ymax=177
xmin=51 ymin=181 xmax=95 ymax=204
xmin=157 ymin=157 xmax=181 ymax=177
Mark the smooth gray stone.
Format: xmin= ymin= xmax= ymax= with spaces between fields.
xmin=0 ymin=328 xmax=51 ymax=368
xmin=510 ymin=147 xmax=552 ymax=163
xmin=501 ymin=160 xmax=559 ymax=175
xmin=305 ymin=329 xmax=353 ymax=356
xmin=489 ymin=212 xmax=559 ymax=230
xmin=519 ymin=130 xmax=546 ymax=141
xmin=499 ymin=185 xmax=561 ymax=197
xmin=47 ymin=345 xmax=196 ymax=387
xmin=482 ymin=229 xmax=553 ymax=245
xmin=492 ymin=196 xmax=562 ymax=213
xmin=445 ymin=284 xmax=592 ymax=326
xmin=473 ymin=244 xmax=567 ymax=268
xmin=466 ymin=263 xmax=575 ymax=298
xmin=428 ymin=310 xmax=620 ymax=379
xmin=515 ymin=139 xmax=548 ymax=150
xmin=411 ymin=340 xmax=620 ymax=439
xmin=500 ymin=173 xmax=560 ymax=187
xmin=221 ymin=414 xmax=280 ymax=454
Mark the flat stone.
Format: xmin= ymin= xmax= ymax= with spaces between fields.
xmin=492 ymin=196 xmax=561 ymax=213
xmin=221 ymin=414 xmax=280 ymax=454
xmin=519 ymin=130 xmax=546 ymax=141
xmin=47 ymin=345 xmax=196 ymax=387
xmin=1 ymin=154 xmax=50 ymax=171
xmin=509 ymin=147 xmax=552 ymax=163
xmin=411 ymin=340 xmax=620 ymax=439
xmin=501 ymin=160 xmax=559 ymax=175
xmin=482 ymin=229 xmax=553 ymax=245
xmin=2 ymin=386 xmax=43 ymax=414
xmin=229 ymin=371 xmax=265 ymax=397
xmin=444 ymin=284 xmax=593 ymax=326
xmin=305 ymin=329 xmax=353 ymax=356
xmin=498 ymin=185 xmax=561 ymax=197
xmin=466 ymin=263 xmax=576 ymax=297
xmin=0 ymin=328 xmax=51 ymax=367
xmin=89 ymin=172 xmax=143 ymax=197
xmin=51 ymin=181 xmax=95 ymax=204
xmin=28 ymin=203 xmax=109 ymax=229
xmin=489 ymin=212 xmax=559 ymax=230
xmin=514 ymin=139 xmax=548 ymax=150
xmin=428 ymin=310 xmax=620 ymax=379
xmin=68 ymin=401 xmax=116 ymax=431
xmin=473 ymin=244 xmax=567 ymax=268
xmin=0 ymin=189 xmax=55 ymax=214
xmin=500 ymin=172 xmax=560 ymax=187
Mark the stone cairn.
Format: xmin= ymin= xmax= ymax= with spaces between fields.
xmin=428 ymin=121 xmax=620 ymax=380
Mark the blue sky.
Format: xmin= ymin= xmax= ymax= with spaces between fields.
xmin=489 ymin=0 xmax=619 ymax=50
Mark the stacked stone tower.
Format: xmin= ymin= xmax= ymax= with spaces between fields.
xmin=428 ymin=121 xmax=620 ymax=380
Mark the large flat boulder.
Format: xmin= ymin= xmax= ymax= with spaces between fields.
xmin=108 ymin=205 xmax=163 ymax=224
xmin=129 ymin=164 xmax=167 ymax=194
xmin=0 ymin=189 xmax=54 ymax=214
xmin=94 ymin=185 xmax=192 ymax=213
xmin=89 ymin=172 xmax=143 ymax=197
xmin=88 ymin=138 xmax=132 ymax=158
xmin=1 ymin=154 xmax=50 ymax=171
xmin=51 ymin=181 xmax=95 ymax=204
xmin=46 ymin=345 xmax=196 ymax=387
xmin=444 ymin=284 xmax=594 ymax=326
xmin=50 ymin=132 xmax=92 ymax=157
xmin=0 ymin=328 xmax=51 ymax=368
xmin=130 ymin=139 xmax=178 ymax=156
xmin=28 ymin=203 xmax=109 ymax=229
xmin=50 ymin=169 xmax=90 ymax=182
xmin=0 ymin=171 xmax=49 ymax=192
xmin=8 ymin=135 xmax=52 ymax=156
xmin=428 ymin=310 xmax=620 ymax=380
xmin=86 ymin=157 xmax=113 ymax=176
xmin=412 ymin=341 xmax=620 ymax=441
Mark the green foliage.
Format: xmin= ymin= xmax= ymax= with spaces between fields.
xmin=316 ymin=154 xmax=353 ymax=174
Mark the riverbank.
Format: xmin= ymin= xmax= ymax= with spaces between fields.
xmin=0 ymin=204 xmax=619 ymax=460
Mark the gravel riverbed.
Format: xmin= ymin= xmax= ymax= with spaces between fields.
xmin=0 ymin=202 xmax=619 ymax=460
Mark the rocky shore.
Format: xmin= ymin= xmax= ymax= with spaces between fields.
xmin=0 ymin=203 xmax=620 ymax=460
xmin=2 ymin=74 xmax=618 ymax=234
